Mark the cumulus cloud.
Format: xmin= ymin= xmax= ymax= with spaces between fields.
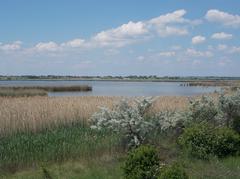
xmin=185 ymin=48 xmax=213 ymax=57
xmin=211 ymin=32 xmax=233 ymax=40
xmin=92 ymin=9 xmax=198 ymax=47
xmin=0 ymin=41 xmax=22 ymax=51
xmin=1 ymin=10 xmax=201 ymax=53
xmin=149 ymin=9 xmax=188 ymax=24
xmin=191 ymin=35 xmax=206 ymax=44
xmin=154 ymin=26 xmax=188 ymax=37
xmin=148 ymin=9 xmax=197 ymax=37
xmin=62 ymin=38 xmax=86 ymax=48
xmin=93 ymin=21 xmax=148 ymax=47
xmin=34 ymin=41 xmax=60 ymax=52
xmin=205 ymin=9 xmax=240 ymax=27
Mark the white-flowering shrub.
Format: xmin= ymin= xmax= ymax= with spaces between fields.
xmin=219 ymin=90 xmax=240 ymax=127
xmin=90 ymin=97 xmax=155 ymax=148
xmin=90 ymin=90 xmax=240 ymax=148
xmin=185 ymin=96 xmax=222 ymax=125
xmin=152 ymin=111 xmax=183 ymax=132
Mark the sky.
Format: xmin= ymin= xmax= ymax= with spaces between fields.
xmin=0 ymin=0 xmax=240 ymax=76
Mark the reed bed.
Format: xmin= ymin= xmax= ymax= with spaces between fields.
xmin=0 ymin=96 xmax=193 ymax=136
xmin=0 ymin=85 xmax=92 ymax=92
xmin=181 ymin=80 xmax=240 ymax=87
xmin=0 ymin=96 xmax=117 ymax=135
xmin=0 ymin=89 xmax=48 ymax=97
xmin=0 ymin=85 xmax=92 ymax=97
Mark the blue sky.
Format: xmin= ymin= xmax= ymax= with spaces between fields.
xmin=0 ymin=0 xmax=240 ymax=76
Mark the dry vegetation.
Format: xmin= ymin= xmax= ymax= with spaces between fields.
xmin=181 ymin=80 xmax=240 ymax=87
xmin=0 ymin=85 xmax=92 ymax=97
xmin=0 ymin=95 xmax=195 ymax=135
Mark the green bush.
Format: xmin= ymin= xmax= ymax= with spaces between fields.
xmin=233 ymin=115 xmax=240 ymax=134
xmin=213 ymin=127 xmax=240 ymax=157
xmin=178 ymin=123 xmax=240 ymax=159
xmin=122 ymin=145 xmax=160 ymax=179
xmin=159 ymin=163 xmax=188 ymax=179
xmin=178 ymin=123 xmax=215 ymax=159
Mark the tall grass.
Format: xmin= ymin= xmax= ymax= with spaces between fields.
xmin=0 ymin=122 xmax=121 ymax=172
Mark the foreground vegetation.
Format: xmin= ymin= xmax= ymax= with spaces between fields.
xmin=0 ymin=123 xmax=120 ymax=172
xmin=0 ymin=90 xmax=240 ymax=178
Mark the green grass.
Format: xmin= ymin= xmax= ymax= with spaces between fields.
xmin=0 ymin=123 xmax=121 ymax=172
xmin=0 ymin=123 xmax=240 ymax=178
xmin=2 ymin=155 xmax=240 ymax=179
xmin=1 ymin=159 xmax=123 ymax=179
xmin=182 ymin=156 xmax=240 ymax=179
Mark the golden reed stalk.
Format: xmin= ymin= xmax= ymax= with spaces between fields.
xmin=0 ymin=95 xmax=218 ymax=135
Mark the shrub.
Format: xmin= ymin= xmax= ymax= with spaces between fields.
xmin=122 ymin=145 xmax=160 ymax=179
xmin=219 ymin=90 xmax=240 ymax=127
xmin=159 ymin=163 xmax=188 ymax=179
xmin=233 ymin=115 xmax=240 ymax=134
xmin=213 ymin=127 xmax=240 ymax=157
xmin=186 ymin=96 xmax=220 ymax=124
xmin=90 ymin=98 xmax=155 ymax=148
xmin=178 ymin=123 xmax=215 ymax=159
xmin=178 ymin=123 xmax=240 ymax=159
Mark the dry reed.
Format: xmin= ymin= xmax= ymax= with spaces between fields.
xmin=0 ymin=94 xmax=219 ymax=135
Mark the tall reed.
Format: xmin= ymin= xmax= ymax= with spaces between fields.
xmin=0 ymin=96 xmax=192 ymax=136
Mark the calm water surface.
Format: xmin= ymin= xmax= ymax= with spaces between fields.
xmin=0 ymin=80 xmax=220 ymax=97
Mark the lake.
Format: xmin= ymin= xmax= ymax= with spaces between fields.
xmin=0 ymin=80 xmax=220 ymax=97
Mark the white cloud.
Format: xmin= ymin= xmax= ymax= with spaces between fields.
xmin=157 ymin=51 xmax=176 ymax=57
xmin=217 ymin=44 xmax=228 ymax=51
xmin=192 ymin=35 xmax=206 ymax=44
xmin=93 ymin=21 xmax=148 ymax=47
xmin=154 ymin=26 xmax=188 ymax=37
xmin=149 ymin=9 xmax=195 ymax=37
xmin=0 ymin=41 xmax=22 ymax=51
xmin=229 ymin=46 xmax=240 ymax=54
xmin=185 ymin=48 xmax=213 ymax=57
xmin=0 ymin=10 xmax=207 ymax=54
xmin=193 ymin=60 xmax=201 ymax=65
xmin=104 ymin=49 xmax=120 ymax=56
xmin=92 ymin=9 xmax=197 ymax=47
xmin=205 ymin=9 xmax=240 ymax=27
xmin=62 ymin=38 xmax=86 ymax=48
xmin=137 ymin=55 xmax=145 ymax=61
xmin=215 ymin=45 xmax=240 ymax=54
xmin=149 ymin=9 xmax=188 ymax=25
xmin=34 ymin=41 xmax=59 ymax=52
xmin=211 ymin=32 xmax=233 ymax=40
